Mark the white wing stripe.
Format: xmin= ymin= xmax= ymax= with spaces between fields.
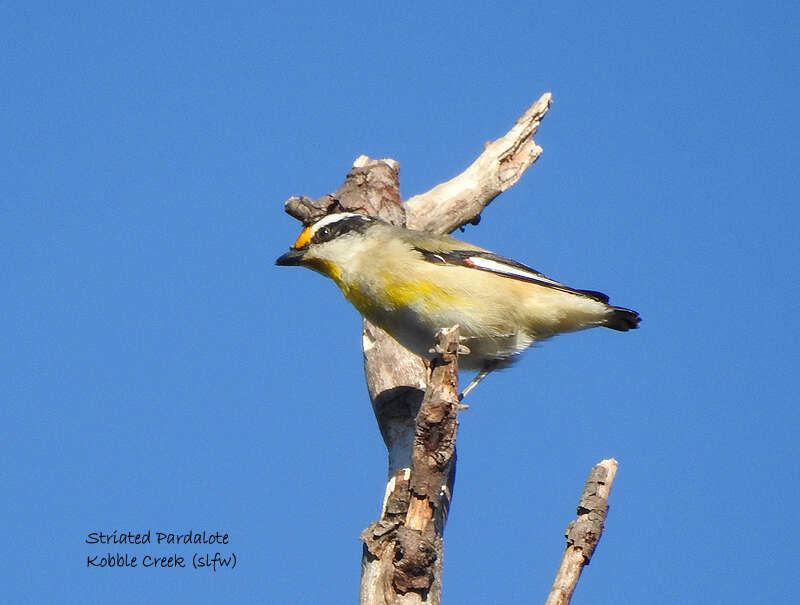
xmin=467 ymin=256 xmax=563 ymax=286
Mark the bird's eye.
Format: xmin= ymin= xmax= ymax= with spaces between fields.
xmin=319 ymin=226 xmax=330 ymax=238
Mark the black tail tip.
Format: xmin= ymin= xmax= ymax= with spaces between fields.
xmin=605 ymin=307 xmax=641 ymax=332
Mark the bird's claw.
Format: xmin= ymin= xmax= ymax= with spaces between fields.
xmin=429 ymin=342 xmax=471 ymax=356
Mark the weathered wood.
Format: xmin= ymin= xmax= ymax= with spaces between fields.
xmin=285 ymin=155 xmax=406 ymax=227
xmin=405 ymin=93 xmax=551 ymax=234
xmin=360 ymin=327 xmax=460 ymax=605
xmin=545 ymin=459 xmax=619 ymax=605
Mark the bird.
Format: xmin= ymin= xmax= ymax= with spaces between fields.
xmin=276 ymin=212 xmax=640 ymax=397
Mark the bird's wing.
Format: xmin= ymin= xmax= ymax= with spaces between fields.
xmin=413 ymin=248 xmax=610 ymax=304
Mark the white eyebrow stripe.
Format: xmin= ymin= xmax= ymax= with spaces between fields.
xmin=466 ymin=256 xmax=564 ymax=286
xmin=309 ymin=212 xmax=367 ymax=236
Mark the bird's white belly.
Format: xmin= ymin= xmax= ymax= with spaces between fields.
xmin=365 ymin=304 xmax=531 ymax=370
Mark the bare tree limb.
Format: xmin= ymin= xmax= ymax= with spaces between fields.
xmin=285 ymin=156 xmax=406 ymax=227
xmin=360 ymin=327 xmax=461 ymax=605
xmin=363 ymin=321 xmax=427 ymax=475
xmin=545 ymin=459 xmax=619 ymax=605
xmin=405 ymin=92 xmax=552 ymax=234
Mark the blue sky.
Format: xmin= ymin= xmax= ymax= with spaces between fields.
xmin=3 ymin=2 xmax=798 ymax=603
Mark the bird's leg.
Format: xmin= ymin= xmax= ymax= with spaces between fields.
xmin=459 ymin=360 xmax=500 ymax=401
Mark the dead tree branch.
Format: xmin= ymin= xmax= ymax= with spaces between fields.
xmin=545 ymin=459 xmax=619 ymax=605
xmin=361 ymin=327 xmax=461 ymax=603
xmin=405 ymin=92 xmax=552 ymax=234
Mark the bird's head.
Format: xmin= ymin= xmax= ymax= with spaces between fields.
xmin=275 ymin=212 xmax=376 ymax=281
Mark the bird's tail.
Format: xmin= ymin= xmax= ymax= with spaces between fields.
xmin=604 ymin=306 xmax=641 ymax=331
